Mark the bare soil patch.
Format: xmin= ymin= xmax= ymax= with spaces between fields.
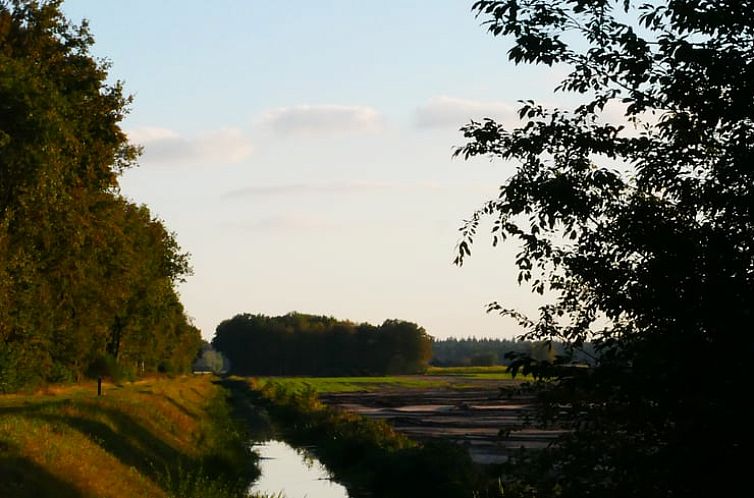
xmin=319 ymin=376 xmax=564 ymax=464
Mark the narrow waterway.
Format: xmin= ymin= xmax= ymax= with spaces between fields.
xmin=248 ymin=440 xmax=350 ymax=498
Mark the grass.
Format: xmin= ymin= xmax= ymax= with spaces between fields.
xmin=427 ymin=365 xmax=532 ymax=380
xmin=426 ymin=365 xmax=512 ymax=375
xmin=0 ymin=369 xmax=524 ymax=497
xmin=0 ymin=375 xmax=259 ymax=498
xmin=250 ymin=375 xmax=447 ymax=394
xmin=250 ymin=365 xmax=528 ymax=395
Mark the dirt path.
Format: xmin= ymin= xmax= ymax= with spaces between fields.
xmin=320 ymin=377 xmax=564 ymax=464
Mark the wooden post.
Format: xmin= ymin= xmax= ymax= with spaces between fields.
xmin=97 ymin=377 xmax=102 ymax=396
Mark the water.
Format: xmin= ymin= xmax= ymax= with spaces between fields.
xmin=248 ymin=440 xmax=350 ymax=498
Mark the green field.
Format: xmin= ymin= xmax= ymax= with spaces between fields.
xmin=250 ymin=365 xmax=526 ymax=394
xmin=250 ymin=375 xmax=445 ymax=393
xmin=426 ymin=365 xmax=520 ymax=377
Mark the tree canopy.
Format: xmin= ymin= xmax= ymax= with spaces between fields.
xmin=0 ymin=0 xmax=201 ymax=390
xmin=430 ymin=337 xmax=594 ymax=366
xmin=455 ymin=1 xmax=753 ymax=496
xmin=212 ymin=312 xmax=433 ymax=376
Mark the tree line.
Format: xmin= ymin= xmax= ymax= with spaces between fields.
xmin=212 ymin=312 xmax=433 ymax=376
xmin=430 ymin=337 xmax=595 ymax=367
xmin=0 ymin=1 xmax=201 ymax=391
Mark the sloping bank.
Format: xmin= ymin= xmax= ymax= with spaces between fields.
xmin=0 ymin=376 xmax=259 ymax=498
xmin=226 ymin=377 xmax=494 ymax=498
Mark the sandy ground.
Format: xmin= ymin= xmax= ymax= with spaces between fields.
xmin=319 ymin=377 xmax=564 ymax=464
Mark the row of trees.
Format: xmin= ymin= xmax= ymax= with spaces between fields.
xmin=430 ymin=337 xmax=595 ymax=366
xmin=0 ymin=1 xmax=201 ymax=391
xmin=212 ymin=312 xmax=433 ymax=376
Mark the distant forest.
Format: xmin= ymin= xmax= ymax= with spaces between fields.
xmin=0 ymin=3 xmax=200 ymax=391
xmin=212 ymin=313 xmax=433 ymax=376
xmin=431 ymin=337 xmax=596 ymax=366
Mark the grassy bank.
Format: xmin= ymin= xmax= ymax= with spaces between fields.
xmin=0 ymin=376 xmax=257 ymax=498
xmin=236 ymin=376 xmax=486 ymax=498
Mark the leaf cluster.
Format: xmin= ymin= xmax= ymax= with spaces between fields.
xmin=456 ymin=1 xmax=754 ymax=496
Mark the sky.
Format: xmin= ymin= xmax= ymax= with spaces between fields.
xmin=60 ymin=1 xmax=573 ymax=341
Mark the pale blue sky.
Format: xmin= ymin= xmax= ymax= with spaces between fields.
xmin=61 ymin=1 xmax=570 ymax=340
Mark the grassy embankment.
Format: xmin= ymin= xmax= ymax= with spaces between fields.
xmin=0 ymin=376 xmax=261 ymax=498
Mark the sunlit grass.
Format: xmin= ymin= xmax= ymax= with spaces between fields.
xmin=250 ymin=376 xmax=447 ymax=394
xmin=427 ymin=365 xmax=510 ymax=375
xmin=427 ymin=365 xmax=533 ymax=380
xmin=0 ymin=376 xmax=259 ymax=498
xmin=249 ymin=366 xmax=528 ymax=395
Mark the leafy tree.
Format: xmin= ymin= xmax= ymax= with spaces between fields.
xmin=455 ymin=1 xmax=753 ymax=496
xmin=194 ymin=344 xmax=226 ymax=374
xmin=0 ymin=0 xmax=200 ymax=389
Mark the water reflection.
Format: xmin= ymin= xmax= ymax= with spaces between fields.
xmin=249 ymin=440 xmax=350 ymax=498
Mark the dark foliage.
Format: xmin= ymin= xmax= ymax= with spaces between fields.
xmin=431 ymin=337 xmax=595 ymax=366
xmin=0 ymin=1 xmax=201 ymax=391
xmin=454 ymin=1 xmax=754 ymax=496
xmin=212 ymin=312 xmax=433 ymax=376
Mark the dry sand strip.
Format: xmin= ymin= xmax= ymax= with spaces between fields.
xmin=319 ymin=379 xmax=565 ymax=464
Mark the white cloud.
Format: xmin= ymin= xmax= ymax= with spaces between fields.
xmin=257 ymin=104 xmax=383 ymax=136
xmin=226 ymin=180 xmax=395 ymax=198
xmin=415 ymin=96 xmax=519 ymax=129
xmin=236 ymin=214 xmax=336 ymax=232
xmin=128 ymin=127 xmax=253 ymax=166
xmin=598 ymin=100 xmax=660 ymax=136
xmin=128 ymin=127 xmax=181 ymax=143
xmin=224 ymin=180 xmax=487 ymax=199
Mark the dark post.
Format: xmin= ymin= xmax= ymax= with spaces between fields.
xmin=97 ymin=377 xmax=102 ymax=396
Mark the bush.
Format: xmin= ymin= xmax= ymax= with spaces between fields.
xmin=87 ymin=354 xmax=124 ymax=383
xmin=48 ymin=362 xmax=75 ymax=384
xmin=0 ymin=343 xmax=19 ymax=393
xmin=470 ymin=353 xmax=498 ymax=366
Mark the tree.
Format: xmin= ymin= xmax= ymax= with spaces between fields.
xmin=0 ymin=1 xmax=200 ymax=388
xmin=194 ymin=344 xmax=226 ymax=374
xmin=455 ymin=1 xmax=754 ymax=496
xmin=212 ymin=313 xmax=433 ymax=376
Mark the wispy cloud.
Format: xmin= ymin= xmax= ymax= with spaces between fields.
xmin=414 ymin=96 xmax=518 ymax=129
xmin=257 ymin=104 xmax=383 ymax=136
xmin=224 ymin=180 xmax=487 ymax=199
xmin=234 ymin=214 xmax=337 ymax=232
xmin=128 ymin=127 xmax=253 ymax=166
xmin=226 ymin=180 xmax=396 ymax=198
